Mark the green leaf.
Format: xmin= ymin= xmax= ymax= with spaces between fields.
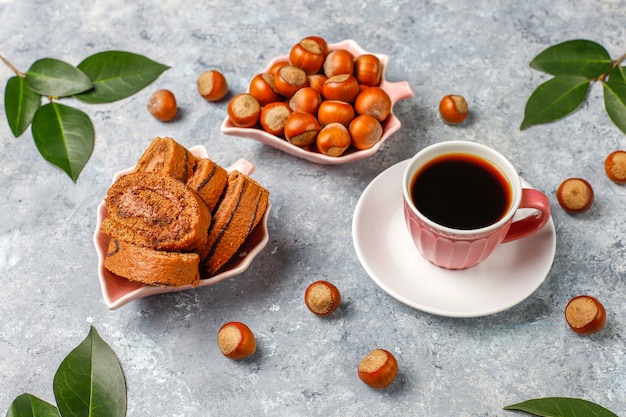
xmin=53 ymin=326 xmax=126 ymax=417
xmin=31 ymin=102 xmax=95 ymax=182
xmin=603 ymin=80 xmax=626 ymax=135
xmin=609 ymin=66 xmax=626 ymax=83
xmin=6 ymin=393 xmax=60 ymax=417
xmin=504 ymin=397 xmax=618 ymax=417
xmin=25 ymin=58 xmax=93 ymax=97
xmin=4 ymin=76 xmax=41 ymax=137
xmin=75 ymin=51 xmax=169 ymax=103
xmin=521 ymin=75 xmax=590 ymax=130
xmin=530 ymin=39 xmax=612 ymax=78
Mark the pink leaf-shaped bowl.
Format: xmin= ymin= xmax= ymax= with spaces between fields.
xmin=221 ymin=39 xmax=414 ymax=164
xmin=93 ymin=145 xmax=271 ymax=310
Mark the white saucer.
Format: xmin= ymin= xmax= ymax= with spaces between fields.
xmin=352 ymin=159 xmax=556 ymax=318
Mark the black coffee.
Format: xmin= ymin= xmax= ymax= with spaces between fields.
xmin=410 ymin=153 xmax=511 ymax=230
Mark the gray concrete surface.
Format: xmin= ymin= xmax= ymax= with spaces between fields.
xmin=0 ymin=0 xmax=624 ymax=416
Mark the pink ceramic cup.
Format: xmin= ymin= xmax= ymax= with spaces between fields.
xmin=402 ymin=140 xmax=551 ymax=270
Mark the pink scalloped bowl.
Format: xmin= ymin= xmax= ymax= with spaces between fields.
xmin=93 ymin=145 xmax=271 ymax=310
xmin=221 ymin=39 xmax=414 ymax=164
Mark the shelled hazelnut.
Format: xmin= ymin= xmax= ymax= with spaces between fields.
xmin=358 ymin=349 xmax=398 ymax=389
xmin=304 ymin=280 xmax=341 ymax=316
xmin=565 ymin=295 xmax=606 ymax=335
xmin=217 ymin=321 xmax=257 ymax=360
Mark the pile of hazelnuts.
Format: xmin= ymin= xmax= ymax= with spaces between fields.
xmin=226 ymin=36 xmax=393 ymax=157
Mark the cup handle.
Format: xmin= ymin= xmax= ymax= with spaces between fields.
xmin=502 ymin=188 xmax=551 ymax=243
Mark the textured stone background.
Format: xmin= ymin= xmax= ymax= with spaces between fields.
xmin=0 ymin=0 xmax=624 ymax=416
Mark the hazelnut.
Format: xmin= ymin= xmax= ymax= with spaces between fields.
xmin=217 ymin=321 xmax=256 ymax=360
xmin=227 ymin=93 xmax=261 ymax=128
xmin=249 ymin=73 xmax=281 ymax=107
xmin=284 ymin=111 xmax=321 ymax=147
xmin=358 ymin=349 xmax=398 ymax=390
xmin=349 ymin=114 xmax=383 ymax=150
xmin=605 ymin=150 xmax=626 ymax=184
xmin=197 ymin=70 xmax=229 ymax=102
xmin=147 ymin=89 xmax=177 ymax=122
xmin=322 ymin=49 xmax=355 ymax=78
xmin=274 ymin=64 xmax=308 ymax=98
xmin=565 ymin=295 xmax=606 ymax=335
xmin=316 ymin=123 xmax=352 ymax=157
xmin=303 ymin=35 xmax=329 ymax=57
xmin=289 ymin=87 xmax=322 ymax=115
xmin=354 ymin=87 xmax=391 ymax=122
xmin=304 ymin=280 xmax=341 ymax=316
xmin=260 ymin=101 xmax=292 ymax=137
xmin=556 ymin=178 xmax=594 ymax=213
xmin=307 ymin=74 xmax=327 ymax=93
xmin=317 ymin=100 xmax=355 ymax=127
xmin=354 ymin=54 xmax=383 ymax=87
xmin=439 ymin=94 xmax=468 ymax=124
xmin=289 ymin=38 xmax=325 ymax=75
xmin=321 ymin=74 xmax=360 ymax=103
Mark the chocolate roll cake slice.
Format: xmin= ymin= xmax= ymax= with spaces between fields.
xmin=101 ymin=171 xmax=211 ymax=252
xmin=186 ymin=158 xmax=228 ymax=213
xmin=135 ymin=136 xmax=198 ymax=182
xmin=105 ymin=239 xmax=201 ymax=287
xmin=201 ymin=171 xmax=270 ymax=277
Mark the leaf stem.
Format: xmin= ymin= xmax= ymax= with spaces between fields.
xmin=598 ymin=52 xmax=626 ymax=82
xmin=0 ymin=54 xmax=24 ymax=77
xmin=612 ymin=52 xmax=626 ymax=70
